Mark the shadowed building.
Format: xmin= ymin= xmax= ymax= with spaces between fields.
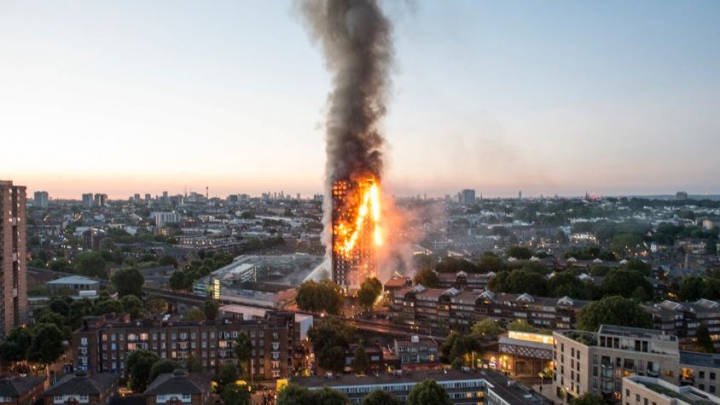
xmin=0 ymin=180 xmax=28 ymax=336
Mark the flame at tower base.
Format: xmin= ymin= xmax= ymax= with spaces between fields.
xmin=331 ymin=177 xmax=382 ymax=292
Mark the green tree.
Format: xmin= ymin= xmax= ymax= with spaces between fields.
xmin=435 ymin=257 xmax=479 ymax=273
xmin=122 ymin=295 xmax=146 ymax=319
xmin=704 ymin=278 xmax=720 ymax=300
xmin=360 ymin=390 xmax=402 ymax=405
xmin=146 ymin=295 xmax=168 ymax=314
xmin=695 ymin=324 xmax=715 ymax=353
xmin=471 ymin=319 xmax=504 ymax=339
xmin=276 ymin=384 xmax=314 ymax=405
xmin=406 ymin=380 xmax=452 ymax=405
xmin=577 ymin=296 xmax=653 ymax=331
xmin=126 ymin=349 xmax=159 ymax=392
xmin=308 ymin=318 xmax=357 ymax=373
xmin=357 ymin=277 xmax=383 ymax=311
xmin=603 ymin=270 xmax=653 ymax=300
xmin=183 ymin=307 xmax=206 ymax=322
xmin=74 ymin=251 xmax=108 ymax=279
xmin=233 ymin=333 xmax=252 ymax=376
xmin=149 ymin=359 xmax=181 ymax=382
xmin=215 ymin=363 xmax=238 ymax=390
xmin=507 ymin=319 xmax=537 ymax=333
xmin=48 ymin=298 xmax=71 ymax=317
xmin=186 ymin=354 xmax=203 ymax=372
xmin=413 ymin=268 xmax=439 ymax=287
xmin=313 ymin=388 xmax=349 ymax=405
xmin=506 ymin=246 xmax=533 ymax=260
xmin=295 ymin=279 xmax=343 ymax=315
xmin=571 ymin=393 xmax=605 ymax=405
xmin=503 ymin=270 xmax=548 ymax=296
xmin=111 ymin=267 xmax=145 ymax=298
xmin=93 ymin=299 xmax=124 ymax=315
xmin=477 ymin=252 xmax=506 ymax=273
xmin=202 ymin=300 xmax=220 ymax=320
xmin=168 ymin=271 xmax=187 ymax=291
xmin=26 ymin=323 xmax=65 ymax=364
xmin=679 ymin=276 xmax=705 ymax=301
xmin=158 ymin=255 xmax=179 ymax=268
xmin=0 ymin=327 xmax=33 ymax=363
xmin=49 ymin=258 xmax=72 ymax=273
xmin=549 ymin=272 xmax=589 ymax=299
xmin=351 ymin=346 xmax=371 ymax=374
xmin=221 ymin=383 xmax=251 ymax=405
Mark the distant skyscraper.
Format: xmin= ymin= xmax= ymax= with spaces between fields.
xmin=94 ymin=193 xmax=107 ymax=207
xmin=518 ymin=190 xmax=522 ymax=200
xmin=34 ymin=191 xmax=49 ymax=208
xmin=144 ymin=193 xmax=151 ymax=202
xmin=458 ymin=189 xmax=476 ymax=205
xmin=676 ymin=191 xmax=689 ymax=201
xmin=0 ymin=180 xmax=28 ymax=336
xmin=82 ymin=193 xmax=94 ymax=208
xmin=133 ymin=194 xmax=141 ymax=203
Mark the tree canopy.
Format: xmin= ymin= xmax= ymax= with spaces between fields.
xmin=296 ymin=279 xmax=344 ymax=315
xmin=357 ymin=277 xmax=383 ymax=311
xmin=577 ymin=296 xmax=653 ymax=331
xmin=26 ymin=323 xmax=65 ymax=364
xmin=308 ymin=318 xmax=357 ymax=373
xmin=111 ymin=267 xmax=145 ymax=298
xmin=126 ymin=350 xmax=160 ymax=392
xmin=413 ymin=268 xmax=439 ymax=287
xmin=360 ymin=390 xmax=402 ymax=405
xmin=406 ymin=380 xmax=453 ymax=405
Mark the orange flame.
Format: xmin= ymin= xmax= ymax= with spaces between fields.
xmin=335 ymin=178 xmax=382 ymax=259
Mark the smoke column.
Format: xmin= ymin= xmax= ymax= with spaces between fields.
xmin=300 ymin=0 xmax=394 ymax=257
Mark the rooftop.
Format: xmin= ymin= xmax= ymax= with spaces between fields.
xmin=679 ymin=351 xmax=720 ymax=368
xmin=46 ymin=275 xmax=100 ymax=285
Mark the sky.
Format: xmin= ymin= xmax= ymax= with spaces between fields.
xmin=1 ymin=0 xmax=719 ymax=199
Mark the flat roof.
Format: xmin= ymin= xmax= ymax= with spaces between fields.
xmin=679 ymin=351 xmax=720 ymax=368
xmin=47 ymin=276 xmax=100 ymax=285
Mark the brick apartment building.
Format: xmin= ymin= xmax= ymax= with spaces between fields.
xmin=73 ymin=311 xmax=301 ymax=379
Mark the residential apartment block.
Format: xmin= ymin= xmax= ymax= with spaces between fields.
xmin=73 ymin=311 xmax=301 ymax=379
xmin=644 ymin=299 xmax=720 ymax=352
xmin=0 ymin=180 xmax=28 ymax=336
xmin=391 ymin=285 xmax=587 ymax=334
xmin=553 ymin=325 xmax=720 ymax=404
xmin=622 ymin=375 xmax=720 ymax=405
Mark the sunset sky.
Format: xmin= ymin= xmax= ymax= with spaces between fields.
xmin=1 ymin=1 xmax=719 ymax=199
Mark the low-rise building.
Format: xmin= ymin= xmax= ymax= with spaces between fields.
xmin=623 ymin=375 xmax=720 ymax=405
xmin=679 ymin=351 xmax=720 ymax=395
xmin=394 ymin=336 xmax=440 ymax=369
xmin=144 ymin=370 xmax=212 ymax=405
xmin=46 ymin=276 xmax=100 ymax=295
xmin=0 ymin=376 xmax=45 ymax=405
xmin=291 ymin=369 xmax=548 ymax=405
xmin=43 ymin=372 xmax=119 ymax=405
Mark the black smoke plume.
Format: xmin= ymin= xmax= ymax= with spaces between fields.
xmin=300 ymin=0 xmax=394 ymax=185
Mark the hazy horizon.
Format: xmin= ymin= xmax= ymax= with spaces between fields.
xmin=2 ymin=1 xmax=719 ymax=198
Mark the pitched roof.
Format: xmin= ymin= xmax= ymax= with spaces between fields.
xmin=0 ymin=376 xmax=44 ymax=397
xmin=144 ymin=370 xmax=210 ymax=396
xmin=44 ymin=373 xmax=119 ymax=396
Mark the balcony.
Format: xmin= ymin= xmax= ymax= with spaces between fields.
xmin=647 ymin=369 xmax=660 ymax=378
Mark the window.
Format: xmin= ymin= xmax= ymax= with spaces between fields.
xmin=81 ymin=337 xmax=88 ymax=345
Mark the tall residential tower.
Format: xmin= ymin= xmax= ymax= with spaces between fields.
xmin=0 ymin=180 xmax=28 ymax=335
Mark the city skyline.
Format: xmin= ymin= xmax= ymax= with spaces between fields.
xmin=2 ymin=1 xmax=720 ymax=198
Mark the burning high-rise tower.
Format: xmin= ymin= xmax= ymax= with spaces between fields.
xmin=331 ymin=178 xmax=381 ymax=290
xmin=301 ymin=0 xmax=394 ymax=291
